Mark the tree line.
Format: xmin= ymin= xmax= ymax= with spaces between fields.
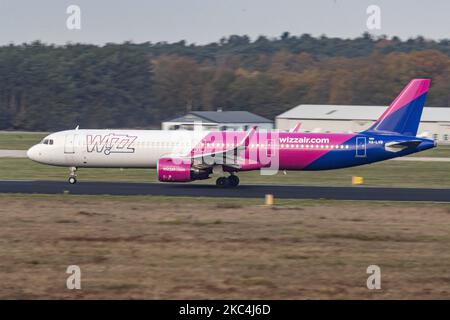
xmin=1 ymin=33 xmax=450 ymax=131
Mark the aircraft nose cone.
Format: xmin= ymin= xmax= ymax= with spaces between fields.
xmin=27 ymin=145 xmax=39 ymax=161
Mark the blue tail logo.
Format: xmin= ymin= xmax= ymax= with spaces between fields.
xmin=367 ymin=79 xmax=431 ymax=136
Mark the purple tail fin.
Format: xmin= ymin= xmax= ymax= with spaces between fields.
xmin=367 ymin=79 xmax=431 ymax=136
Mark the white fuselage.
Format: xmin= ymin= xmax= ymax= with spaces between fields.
xmin=27 ymin=129 xmax=209 ymax=168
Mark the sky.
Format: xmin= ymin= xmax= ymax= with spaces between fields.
xmin=0 ymin=0 xmax=449 ymax=45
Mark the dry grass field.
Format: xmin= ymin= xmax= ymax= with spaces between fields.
xmin=1 ymin=195 xmax=449 ymax=299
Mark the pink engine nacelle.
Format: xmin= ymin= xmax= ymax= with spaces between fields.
xmin=157 ymin=157 xmax=211 ymax=182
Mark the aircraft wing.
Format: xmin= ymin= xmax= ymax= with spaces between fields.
xmin=188 ymin=126 xmax=258 ymax=169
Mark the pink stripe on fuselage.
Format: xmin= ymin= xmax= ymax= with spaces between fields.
xmin=188 ymin=131 xmax=355 ymax=170
xmin=374 ymin=79 xmax=430 ymax=124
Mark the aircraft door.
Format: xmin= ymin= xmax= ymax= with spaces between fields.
xmin=64 ymin=134 xmax=77 ymax=154
xmin=355 ymin=137 xmax=367 ymax=157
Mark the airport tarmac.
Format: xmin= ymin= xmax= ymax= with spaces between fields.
xmin=0 ymin=180 xmax=449 ymax=202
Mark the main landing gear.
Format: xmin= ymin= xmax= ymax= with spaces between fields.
xmin=68 ymin=166 xmax=77 ymax=184
xmin=216 ymin=174 xmax=240 ymax=187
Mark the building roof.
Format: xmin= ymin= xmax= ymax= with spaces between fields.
xmin=166 ymin=111 xmax=273 ymax=124
xmin=277 ymin=104 xmax=450 ymax=122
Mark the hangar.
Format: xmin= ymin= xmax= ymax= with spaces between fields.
xmin=162 ymin=110 xmax=273 ymax=131
xmin=276 ymin=105 xmax=450 ymax=144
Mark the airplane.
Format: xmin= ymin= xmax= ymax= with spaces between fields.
xmin=27 ymin=78 xmax=436 ymax=187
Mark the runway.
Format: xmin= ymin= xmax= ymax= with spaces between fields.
xmin=0 ymin=180 xmax=449 ymax=202
xmin=0 ymin=150 xmax=27 ymax=158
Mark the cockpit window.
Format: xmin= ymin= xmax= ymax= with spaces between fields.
xmin=42 ymin=139 xmax=53 ymax=145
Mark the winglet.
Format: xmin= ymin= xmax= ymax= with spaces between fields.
xmin=239 ymin=126 xmax=258 ymax=148
xmin=289 ymin=122 xmax=301 ymax=133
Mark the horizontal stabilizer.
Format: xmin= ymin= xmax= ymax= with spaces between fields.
xmin=385 ymin=140 xmax=422 ymax=152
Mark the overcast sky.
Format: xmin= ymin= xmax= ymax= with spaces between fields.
xmin=1 ymin=0 xmax=449 ymax=45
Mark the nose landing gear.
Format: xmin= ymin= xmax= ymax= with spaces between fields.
xmin=215 ymin=174 xmax=240 ymax=187
xmin=68 ymin=167 xmax=77 ymax=184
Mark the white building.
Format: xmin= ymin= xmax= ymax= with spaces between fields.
xmin=276 ymin=105 xmax=450 ymax=144
xmin=162 ymin=111 xmax=273 ymax=131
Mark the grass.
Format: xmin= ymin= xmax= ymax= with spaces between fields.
xmin=1 ymin=196 xmax=450 ymax=299
xmin=1 ymin=193 xmax=450 ymax=208
xmin=413 ymin=145 xmax=450 ymax=157
xmin=0 ymin=132 xmax=47 ymax=150
xmin=1 ymin=157 xmax=449 ymax=188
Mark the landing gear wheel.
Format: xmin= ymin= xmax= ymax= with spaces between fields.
xmin=216 ymin=177 xmax=228 ymax=187
xmin=228 ymin=175 xmax=240 ymax=187
xmin=68 ymin=177 xmax=77 ymax=184
xmin=68 ymin=166 xmax=77 ymax=184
